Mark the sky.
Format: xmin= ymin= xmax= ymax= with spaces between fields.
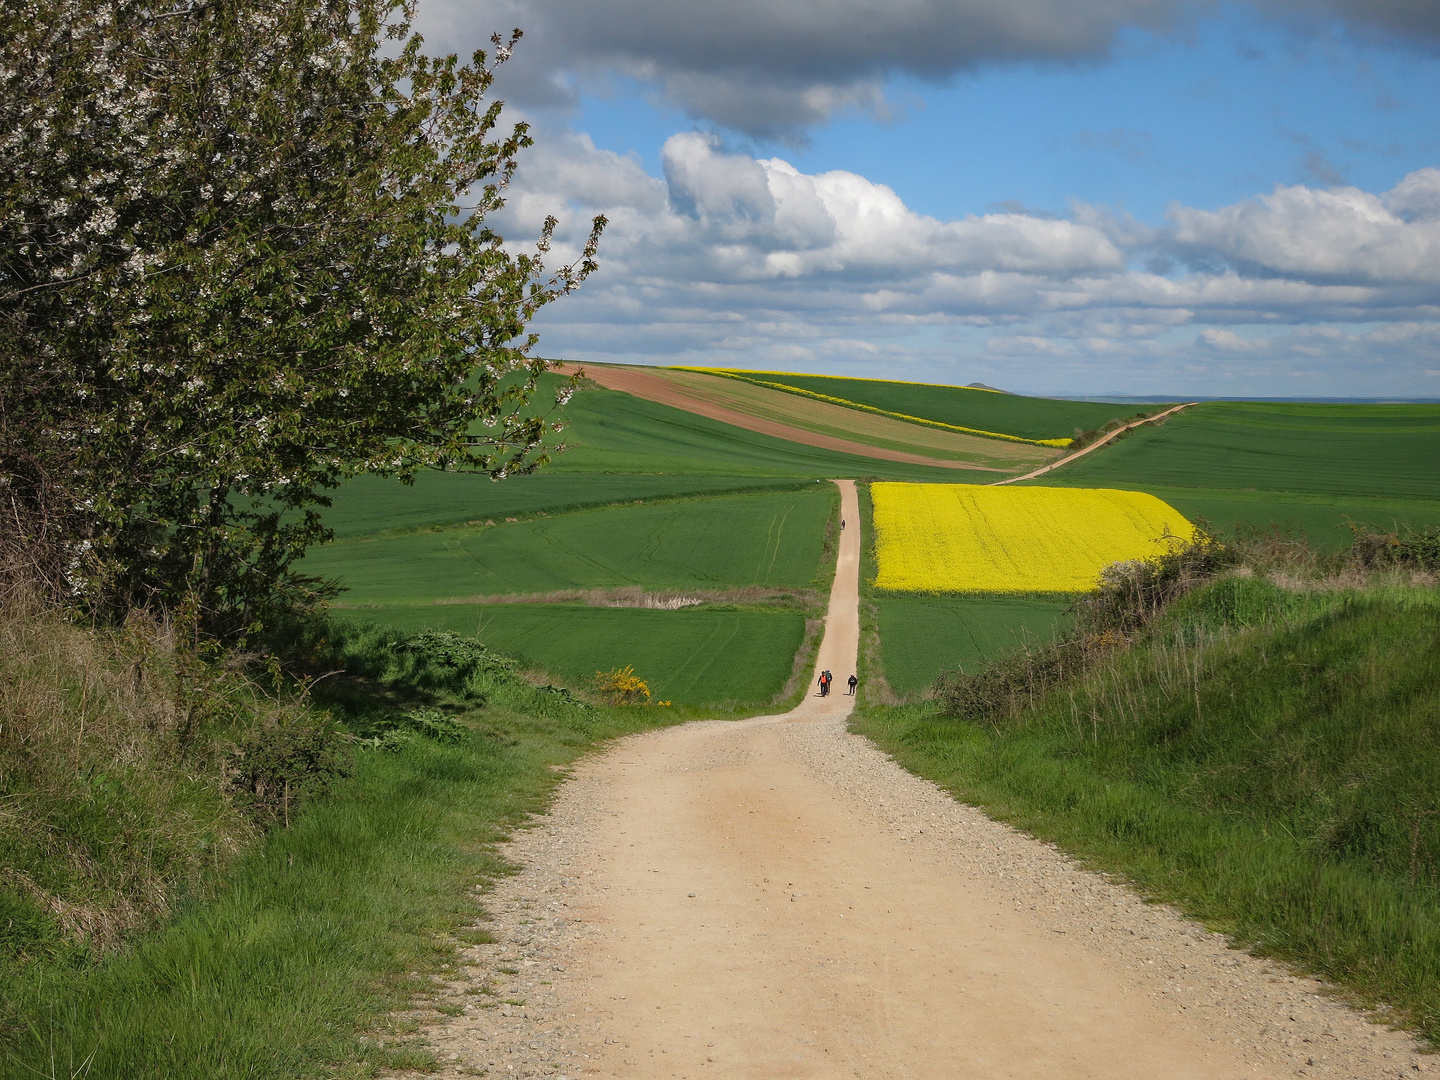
xmin=416 ymin=0 xmax=1440 ymax=397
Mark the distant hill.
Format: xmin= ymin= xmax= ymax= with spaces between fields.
xmin=676 ymin=367 xmax=1165 ymax=445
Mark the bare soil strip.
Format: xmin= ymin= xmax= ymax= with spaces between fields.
xmin=557 ymin=364 xmax=1032 ymax=473
xmin=425 ymin=586 xmax=815 ymax=610
xmin=990 ymin=402 xmax=1198 ymax=485
xmin=392 ymin=481 xmax=1426 ymax=1079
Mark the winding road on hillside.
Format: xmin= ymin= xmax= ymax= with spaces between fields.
xmin=397 ymin=481 xmax=1426 ymax=1079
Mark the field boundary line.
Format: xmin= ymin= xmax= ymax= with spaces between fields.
xmin=989 ymin=402 xmax=1198 ymax=486
xmin=672 ymin=367 xmax=1072 ymax=448
xmin=556 ymin=363 xmax=1014 ymax=473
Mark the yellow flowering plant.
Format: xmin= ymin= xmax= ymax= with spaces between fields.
xmin=871 ymin=483 xmax=1195 ymax=594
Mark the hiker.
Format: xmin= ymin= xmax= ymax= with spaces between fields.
xmin=841 ymin=518 xmax=845 ymax=530
xmin=847 ymin=674 xmax=858 ymax=695
xmin=818 ymin=670 xmax=828 ymax=697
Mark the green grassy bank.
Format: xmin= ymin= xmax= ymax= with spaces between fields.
xmin=855 ymin=575 xmax=1440 ymax=1042
xmin=0 ymin=623 xmax=694 ymax=1079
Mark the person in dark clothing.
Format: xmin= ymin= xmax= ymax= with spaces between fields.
xmin=847 ymin=674 xmax=857 ymax=695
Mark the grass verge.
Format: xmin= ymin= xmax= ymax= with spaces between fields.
xmin=0 ymin=623 xmax=688 ymax=1079
xmin=853 ymin=576 xmax=1440 ymax=1043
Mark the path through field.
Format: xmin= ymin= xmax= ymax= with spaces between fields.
xmin=396 ymin=480 xmax=1427 ymax=1079
xmin=990 ymin=402 xmax=1198 ymax=485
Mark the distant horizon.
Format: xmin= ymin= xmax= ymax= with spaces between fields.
xmin=552 ymin=359 xmax=1440 ymax=406
xmin=458 ymin=0 xmax=1440 ymax=400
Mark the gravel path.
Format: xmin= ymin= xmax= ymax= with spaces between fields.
xmin=389 ymin=481 xmax=1428 ymax=1079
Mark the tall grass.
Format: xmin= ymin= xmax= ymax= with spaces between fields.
xmin=0 ymin=593 xmax=338 ymax=960
xmin=857 ymin=526 xmax=1440 ymax=1042
xmin=1 ymin=614 xmax=686 ymax=1078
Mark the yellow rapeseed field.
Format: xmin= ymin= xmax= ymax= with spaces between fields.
xmin=871 ymin=483 xmax=1195 ymax=593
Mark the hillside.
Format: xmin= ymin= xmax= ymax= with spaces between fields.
xmin=679 ymin=367 xmax=1162 ymax=443
xmin=559 ymin=363 xmax=1061 ymax=472
xmin=857 ymin=572 xmax=1440 ymax=1042
xmin=1030 ymin=401 xmax=1440 ymax=548
xmin=308 ymin=370 xmax=1022 ymax=707
xmin=310 ymin=366 xmax=1138 ymax=706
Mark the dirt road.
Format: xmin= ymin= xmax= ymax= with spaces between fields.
xmin=399 ymin=481 xmax=1426 ymax=1079
xmin=990 ymin=402 xmax=1198 ymax=485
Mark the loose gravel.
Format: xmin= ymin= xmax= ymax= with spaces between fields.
xmin=387 ymin=712 xmax=1430 ymax=1080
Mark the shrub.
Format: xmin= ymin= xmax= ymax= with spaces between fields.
xmin=1076 ymin=524 xmax=1231 ymax=635
xmin=225 ymin=712 xmax=351 ymax=827
xmin=1348 ymin=523 xmax=1440 ymax=572
xmin=359 ymin=707 xmax=470 ymax=753
xmin=593 ymin=665 xmax=652 ymax=706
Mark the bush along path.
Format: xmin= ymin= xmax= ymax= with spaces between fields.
xmin=382 ymin=481 xmax=1427 ymax=1080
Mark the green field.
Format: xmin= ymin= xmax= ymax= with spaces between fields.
xmin=1050 ymin=401 xmax=1440 ymax=497
xmin=337 ymin=604 xmax=806 ymax=706
xmin=877 ymin=596 xmax=1074 ymax=696
xmin=310 ymin=487 xmax=834 ymax=605
xmin=549 ymin=379 xmax=1002 ymax=479
xmin=1132 ymin=487 xmax=1440 ymax=550
xmin=697 ymin=369 xmax=1155 ymax=442
xmin=1036 ymin=402 xmax=1440 ymax=545
xmin=322 ymin=472 xmax=814 ymax=540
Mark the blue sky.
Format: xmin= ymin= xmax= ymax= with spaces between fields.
xmin=419 ymin=0 xmax=1440 ymax=397
xmin=574 ymin=18 xmax=1440 ymax=224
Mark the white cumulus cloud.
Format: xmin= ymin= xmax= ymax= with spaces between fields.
xmin=1170 ymin=171 xmax=1440 ymax=286
xmin=498 ymin=127 xmax=1440 ymax=394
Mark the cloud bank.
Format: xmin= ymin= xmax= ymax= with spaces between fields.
xmin=419 ymin=0 xmax=1440 ymax=136
xmin=496 ymin=133 xmax=1440 ymax=395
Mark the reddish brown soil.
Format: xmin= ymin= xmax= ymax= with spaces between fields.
xmin=557 ymin=363 xmax=1010 ymax=472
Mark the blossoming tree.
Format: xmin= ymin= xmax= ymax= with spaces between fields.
xmin=0 ymin=0 xmax=604 ymax=637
